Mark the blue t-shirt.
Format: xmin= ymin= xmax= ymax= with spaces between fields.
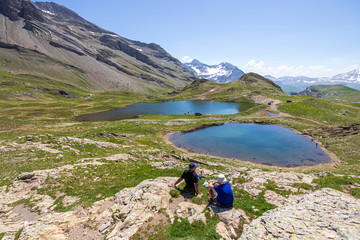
xmin=214 ymin=182 xmax=234 ymax=206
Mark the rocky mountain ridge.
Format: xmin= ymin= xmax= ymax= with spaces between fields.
xmin=298 ymin=84 xmax=360 ymax=103
xmin=266 ymin=69 xmax=360 ymax=93
xmin=0 ymin=0 xmax=195 ymax=92
xmin=184 ymin=59 xmax=245 ymax=83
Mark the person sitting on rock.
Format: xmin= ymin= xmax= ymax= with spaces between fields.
xmin=208 ymin=174 xmax=234 ymax=208
xmin=172 ymin=162 xmax=202 ymax=198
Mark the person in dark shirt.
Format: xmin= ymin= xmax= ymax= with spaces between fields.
xmin=208 ymin=174 xmax=234 ymax=208
xmin=172 ymin=162 xmax=202 ymax=198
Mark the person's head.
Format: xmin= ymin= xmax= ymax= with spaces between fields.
xmin=217 ymin=174 xmax=227 ymax=184
xmin=189 ymin=162 xmax=197 ymax=171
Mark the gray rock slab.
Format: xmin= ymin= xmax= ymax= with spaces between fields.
xmin=239 ymin=188 xmax=360 ymax=240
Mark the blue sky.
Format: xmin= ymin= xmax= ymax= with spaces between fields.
xmin=35 ymin=0 xmax=360 ymax=77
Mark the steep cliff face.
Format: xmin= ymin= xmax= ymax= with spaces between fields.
xmin=0 ymin=0 xmax=24 ymax=21
xmin=0 ymin=0 xmax=195 ymax=92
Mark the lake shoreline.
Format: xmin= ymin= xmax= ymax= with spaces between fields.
xmin=164 ymin=120 xmax=340 ymax=171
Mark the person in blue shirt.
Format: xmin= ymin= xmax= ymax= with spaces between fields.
xmin=208 ymin=174 xmax=234 ymax=208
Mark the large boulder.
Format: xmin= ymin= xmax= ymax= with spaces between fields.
xmin=106 ymin=177 xmax=177 ymax=239
xmin=239 ymin=188 xmax=360 ymax=240
xmin=212 ymin=205 xmax=250 ymax=240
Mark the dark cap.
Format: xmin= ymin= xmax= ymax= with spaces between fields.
xmin=189 ymin=162 xmax=198 ymax=169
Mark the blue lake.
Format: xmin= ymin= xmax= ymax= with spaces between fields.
xmin=169 ymin=123 xmax=331 ymax=167
xmin=75 ymin=100 xmax=255 ymax=121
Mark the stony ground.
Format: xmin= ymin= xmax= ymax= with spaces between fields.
xmin=1 ymin=151 xmax=360 ymax=239
xmin=1 ymin=94 xmax=360 ymax=239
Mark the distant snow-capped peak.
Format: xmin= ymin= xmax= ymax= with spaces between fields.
xmin=267 ymin=69 xmax=360 ymax=93
xmin=183 ymin=59 xmax=244 ymax=83
xmin=331 ymin=68 xmax=360 ymax=83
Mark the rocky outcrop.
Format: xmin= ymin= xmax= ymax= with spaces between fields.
xmin=240 ymin=168 xmax=315 ymax=197
xmin=1 ymin=156 xmax=360 ymax=240
xmin=101 ymin=177 xmax=176 ymax=239
xmin=239 ymin=188 xmax=360 ymax=240
xmin=0 ymin=0 xmax=24 ymax=21
xmin=213 ymin=206 xmax=250 ymax=239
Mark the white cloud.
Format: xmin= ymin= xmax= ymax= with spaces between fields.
xmin=243 ymin=60 xmax=334 ymax=78
xmin=182 ymin=56 xmax=193 ymax=63
xmin=344 ymin=64 xmax=360 ymax=72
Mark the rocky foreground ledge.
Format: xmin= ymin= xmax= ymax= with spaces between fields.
xmin=1 ymin=165 xmax=360 ymax=239
xmin=240 ymin=188 xmax=360 ymax=240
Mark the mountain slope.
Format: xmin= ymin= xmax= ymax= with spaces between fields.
xmin=298 ymin=85 xmax=360 ymax=103
xmin=267 ymin=69 xmax=360 ymax=93
xmin=184 ymin=59 xmax=244 ymax=83
xmin=0 ymin=0 xmax=195 ymax=92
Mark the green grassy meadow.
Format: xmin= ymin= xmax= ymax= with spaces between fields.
xmin=1 ymin=71 xmax=360 ymax=238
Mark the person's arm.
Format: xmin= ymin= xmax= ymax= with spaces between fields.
xmin=172 ymin=177 xmax=183 ymax=188
xmin=194 ymin=182 xmax=201 ymax=198
xmin=209 ymin=181 xmax=218 ymax=189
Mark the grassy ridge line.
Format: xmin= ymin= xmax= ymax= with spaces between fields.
xmin=299 ymin=84 xmax=360 ymax=103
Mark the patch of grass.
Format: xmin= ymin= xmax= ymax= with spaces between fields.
xmin=313 ymin=174 xmax=360 ymax=198
xmin=233 ymin=177 xmax=247 ymax=185
xmin=0 ymin=232 xmax=5 ymax=240
xmin=169 ymin=189 xmax=180 ymax=198
xmin=292 ymin=182 xmax=314 ymax=191
xmin=313 ymin=174 xmax=360 ymax=190
xmin=277 ymin=97 xmax=360 ymax=125
xmin=10 ymin=197 xmax=36 ymax=209
xmin=168 ymin=211 xmax=221 ymax=240
xmin=264 ymin=180 xmax=292 ymax=197
xmin=38 ymin=163 xmax=183 ymax=209
xmin=351 ymin=188 xmax=360 ymax=198
xmin=130 ymin=220 xmax=170 ymax=240
xmin=53 ymin=196 xmax=78 ymax=212
xmin=14 ymin=228 xmax=23 ymax=240
xmin=233 ymin=189 xmax=276 ymax=218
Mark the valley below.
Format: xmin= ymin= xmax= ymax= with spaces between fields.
xmin=0 ymin=1 xmax=360 ymax=239
xmin=1 ymin=75 xmax=360 ymax=239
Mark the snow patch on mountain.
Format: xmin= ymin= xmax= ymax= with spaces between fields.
xmin=184 ymin=59 xmax=244 ymax=83
xmin=266 ymin=69 xmax=360 ymax=93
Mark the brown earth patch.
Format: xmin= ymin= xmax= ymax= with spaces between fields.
xmin=12 ymin=204 xmax=42 ymax=222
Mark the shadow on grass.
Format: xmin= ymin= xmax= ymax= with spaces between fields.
xmin=176 ymin=185 xmax=196 ymax=199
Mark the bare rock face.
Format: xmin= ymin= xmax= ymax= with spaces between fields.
xmin=263 ymin=190 xmax=289 ymax=206
xmin=176 ymin=202 xmax=207 ymax=225
xmin=107 ymin=177 xmax=177 ymax=239
xmin=241 ymin=169 xmax=315 ymax=197
xmin=0 ymin=0 xmax=23 ymax=21
xmin=212 ymin=206 xmax=250 ymax=240
xmin=239 ymin=188 xmax=360 ymax=240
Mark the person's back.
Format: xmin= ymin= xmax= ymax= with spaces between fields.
xmin=214 ymin=181 xmax=234 ymax=207
xmin=181 ymin=169 xmax=198 ymax=188
xmin=172 ymin=162 xmax=202 ymax=199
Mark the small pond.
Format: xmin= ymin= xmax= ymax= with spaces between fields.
xmin=169 ymin=123 xmax=331 ymax=167
xmin=75 ymin=100 xmax=255 ymax=121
